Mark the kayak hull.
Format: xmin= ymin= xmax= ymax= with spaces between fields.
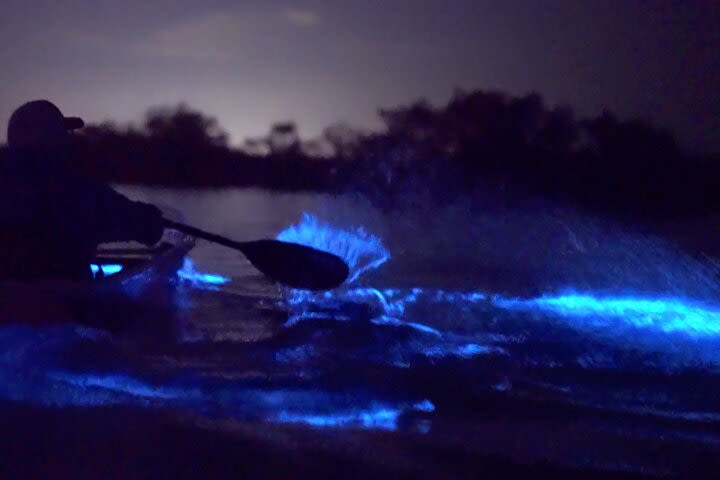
xmin=0 ymin=229 xmax=195 ymax=330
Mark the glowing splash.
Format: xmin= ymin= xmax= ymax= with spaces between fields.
xmin=177 ymin=258 xmax=230 ymax=288
xmin=277 ymin=213 xmax=390 ymax=283
xmin=90 ymin=264 xmax=123 ymax=277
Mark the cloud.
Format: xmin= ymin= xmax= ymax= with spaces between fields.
xmin=135 ymin=8 xmax=321 ymax=61
xmin=56 ymin=13 xmax=240 ymax=61
xmin=284 ymin=9 xmax=321 ymax=28
xmin=60 ymin=29 xmax=134 ymax=54
xmin=141 ymin=11 xmax=244 ymax=60
xmin=58 ymin=7 xmax=323 ymax=63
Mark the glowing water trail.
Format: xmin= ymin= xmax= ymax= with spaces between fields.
xmin=275 ymin=213 xmax=720 ymax=369
xmin=12 ymin=364 xmax=436 ymax=432
xmin=335 ymin=287 xmax=720 ymax=340
xmin=0 ymin=322 xmax=434 ymax=432
xmin=494 ymin=293 xmax=720 ymax=337
xmin=272 ymin=399 xmax=434 ymax=430
xmin=344 ymin=286 xmax=720 ymax=339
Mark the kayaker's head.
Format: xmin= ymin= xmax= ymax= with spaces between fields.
xmin=7 ymin=100 xmax=84 ymax=154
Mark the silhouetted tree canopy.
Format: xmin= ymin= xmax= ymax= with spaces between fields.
xmin=143 ymin=104 xmax=229 ymax=148
xmin=323 ymin=123 xmax=364 ymax=160
xmin=344 ymin=89 xmax=719 ymax=222
xmin=268 ymin=122 xmax=300 ymax=155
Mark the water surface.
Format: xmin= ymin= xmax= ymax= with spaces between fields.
xmin=3 ymin=187 xmax=720 ymax=477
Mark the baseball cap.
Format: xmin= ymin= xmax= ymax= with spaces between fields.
xmin=7 ymin=100 xmax=85 ymax=148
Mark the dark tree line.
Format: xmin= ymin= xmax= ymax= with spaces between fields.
xmin=2 ymin=90 xmax=719 ymax=225
xmin=343 ymin=90 xmax=720 ymax=224
xmin=69 ymin=104 xmax=335 ymax=190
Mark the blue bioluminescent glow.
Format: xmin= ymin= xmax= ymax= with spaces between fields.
xmin=283 ymin=287 xmax=491 ymax=330
xmin=277 ymin=213 xmax=391 ymax=284
xmin=275 ymin=214 xmax=720 ymax=351
xmin=1 ymin=346 xmax=436 ymax=431
xmin=272 ymin=399 xmax=435 ymax=431
xmin=13 ymin=217 xmax=718 ymax=428
xmin=285 ymin=310 xmax=353 ymax=327
xmin=283 ymin=280 xmax=720 ymax=369
xmin=177 ymin=258 xmax=230 ymax=289
xmin=421 ymin=343 xmax=508 ymax=360
xmin=90 ymin=264 xmax=123 ymax=277
xmin=414 ymin=400 xmax=436 ymax=412
xmin=49 ymin=373 xmax=193 ymax=403
xmin=295 ymin=284 xmax=720 ymax=341
xmin=452 ymin=343 xmax=507 ymax=358
xmin=274 ymin=407 xmax=401 ymax=430
xmin=274 ymin=345 xmax=318 ymax=363
xmin=494 ymin=293 xmax=720 ymax=338
xmin=371 ymin=315 xmax=442 ymax=336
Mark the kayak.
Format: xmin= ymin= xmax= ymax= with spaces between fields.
xmin=0 ymin=227 xmax=195 ymax=330
xmin=93 ymin=228 xmax=195 ymax=292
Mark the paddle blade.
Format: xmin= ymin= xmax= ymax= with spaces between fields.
xmin=240 ymin=240 xmax=349 ymax=290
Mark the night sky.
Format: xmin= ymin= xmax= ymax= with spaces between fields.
xmin=1 ymin=0 xmax=718 ymax=151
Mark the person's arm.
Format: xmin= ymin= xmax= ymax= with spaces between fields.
xmin=84 ymin=181 xmax=165 ymax=246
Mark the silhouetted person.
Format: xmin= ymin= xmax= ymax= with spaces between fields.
xmin=0 ymin=100 xmax=164 ymax=280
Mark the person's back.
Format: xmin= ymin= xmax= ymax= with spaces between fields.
xmin=0 ymin=100 xmax=164 ymax=280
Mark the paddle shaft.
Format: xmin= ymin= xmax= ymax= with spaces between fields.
xmin=163 ymin=219 xmax=252 ymax=253
xmin=163 ymin=219 xmax=350 ymax=290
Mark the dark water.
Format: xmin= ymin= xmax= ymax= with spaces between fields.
xmin=2 ymin=187 xmax=720 ymax=477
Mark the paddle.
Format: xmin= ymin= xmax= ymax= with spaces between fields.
xmin=163 ymin=219 xmax=350 ymax=291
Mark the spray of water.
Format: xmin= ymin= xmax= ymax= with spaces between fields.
xmin=277 ymin=213 xmax=391 ymax=284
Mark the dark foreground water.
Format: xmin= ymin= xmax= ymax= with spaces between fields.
xmin=2 ymin=188 xmax=720 ymax=478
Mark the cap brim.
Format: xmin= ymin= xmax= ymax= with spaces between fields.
xmin=64 ymin=117 xmax=85 ymax=130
